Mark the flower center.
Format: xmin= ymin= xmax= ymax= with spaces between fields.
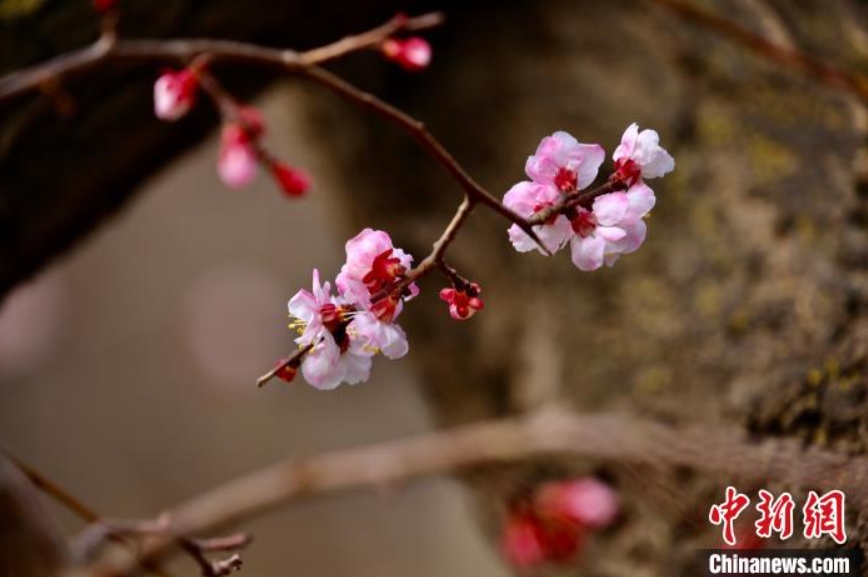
xmin=554 ymin=168 xmax=578 ymax=192
xmin=612 ymin=158 xmax=641 ymax=186
xmin=363 ymin=249 xmax=406 ymax=293
xmin=570 ymin=208 xmax=597 ymax=238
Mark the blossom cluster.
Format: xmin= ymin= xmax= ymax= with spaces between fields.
xmin=502 ymin=477 xmax=619 ymax=568
xmin=280 ymin=229 xmax=417 ymax=389
xmin=505 ymin=123 xmax=674 ymax=270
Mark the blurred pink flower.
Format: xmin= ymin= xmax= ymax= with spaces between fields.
xmin=217 ymin=124 xmax=258 ymax=189
xmin=153 ymin=69 xmax=197 ymax=121
xmin=537 ymin=477 xmax=620 ymax=530
xmin=382 ymin=37 xmax=432 ymax=72
xmin=502 ymin=509 xmax=584 ymax=568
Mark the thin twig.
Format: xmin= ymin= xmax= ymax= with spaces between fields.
xmin=68 ymin=407 xmax=868 ymax=577
xmin=73 ymin=518 xmax=250 ymax=577
xmin=0 ymin=12 xmax=443 ymax=105
xmin=298 ymin=66 xmax=546 ymax=249
xmin=256 ymin=343 xmax=312 ymax=388
xmin=0 ymin=448 xmax=177 ymax=577
xmin=527 ymin=180 xmax=625 ymax=226
xmin=649 ymin=0 xmax=868 ymax=102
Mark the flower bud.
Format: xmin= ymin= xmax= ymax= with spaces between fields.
xmin=381 ymin=37 xmax=432 ymax=72
xmin=153 ymin=69 xmax=198 ymax=121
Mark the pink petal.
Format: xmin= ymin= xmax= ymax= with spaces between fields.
xmin=592 ymin=192 xmax=629 ymax=226
xmin=570 ymin=235 xmax=605 ymax=271
xmin=626 ymin=183 xmax=656 ymax=218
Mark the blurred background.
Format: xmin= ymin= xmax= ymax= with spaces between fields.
xmin=3 ymin=0 xmax=868 ymax=575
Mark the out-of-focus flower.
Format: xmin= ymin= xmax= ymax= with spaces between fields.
xmin=218 ymin=124 xmax=258 ymax=189
xmin=568 ymin=183 xmax=655 ymax=271
xmin=381 ymin=37 xmax=432 ymax=72
xmin=504 ymin=181 xmax=573 ymax=255
xmin=536 ymin=477 xmax=620 ymax=530
xmin=526 ymin=131 xmax=605 ymax=193
xmin=612 ymin=123 xmax=675 ymax=185
xmin=502 ymin=510 xmax=584 ymax=568
xmin=153 ymin=69 xmax=198 ymax=121
xmin=439 ymin=282 xmax=483 ymax=320
xmin=501 ymin=477 xmax=618 ymax=568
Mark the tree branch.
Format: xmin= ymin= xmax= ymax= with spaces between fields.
xmin=68 ymin=408 xmax=868 ymax=577
xmin=1 ymin=449 xmax=251 ymax=577
xmin=0 ymin=448 xmax=176 ymax=577
xmin=0 ymin=12 xmax=444 ymax=105
xmin=648 ymin=0 xmax=868 ymax=102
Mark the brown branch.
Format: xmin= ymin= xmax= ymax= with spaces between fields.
xmin=68 ymin=408 xmax=868 ymax=577
xmin=73 ymin=518 xmax=250 ymax=577
xmin=297 ymin=66 xmax=546 ymax=249
xmin=0 ymin=12 xmax=444 ymax=105
xmin=649 ymin=0 xmax=868 ymax=102
xmin=2 ymin=448 xmax=251 ymax=577
xmin=527 ymin=180 xmax=626 ymax=226
xmin=0 ymin=448 xmax=177 ymax=577
xmin=256 ymin=343 xmax=312 ymax=388
xmin=0 ymin=8 xmax=547 ymax=282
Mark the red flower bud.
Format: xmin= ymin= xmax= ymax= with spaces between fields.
xmin=381 ymin=37 xmax=432 ymax=72
xmin=272 ymin=163 xmax=311 ymax=198
xmin=439 ymin=282 xmax=483 ymax=320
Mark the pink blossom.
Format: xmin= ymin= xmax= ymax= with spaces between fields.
xmin=568 ymin=183 xmax=656 ymax=271
xmin=439 ymin=283 xmax=483 ymax=320
xmin=287 ymin=270 xmax=372 ymax=390
xmin=382 ymin=37 xmax=432 ymax=72
xmin=301 ymin=336 xmax=372 ymax=390
xmin=218 ymin=125 xmax=258 ymax=189
xmin=537 ymin=478 xmax=620 ymax=530
xmin=504 ymin=181 xmax=573 ymax=254
xmin=153 ymin=69 xmax=197 ymax=121
xmin=612 ymin=123 xmax=675 ymax=184
xmin=336 ymin=229 xmax=416 ymax=309
xmin=350 ymin=312 xmax=409 ymax=359
xmin=526 ymin=131 xmax=605 ymax=192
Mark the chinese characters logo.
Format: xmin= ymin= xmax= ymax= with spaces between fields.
xmin=708 ymin=487 xmax=846 ymax=546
